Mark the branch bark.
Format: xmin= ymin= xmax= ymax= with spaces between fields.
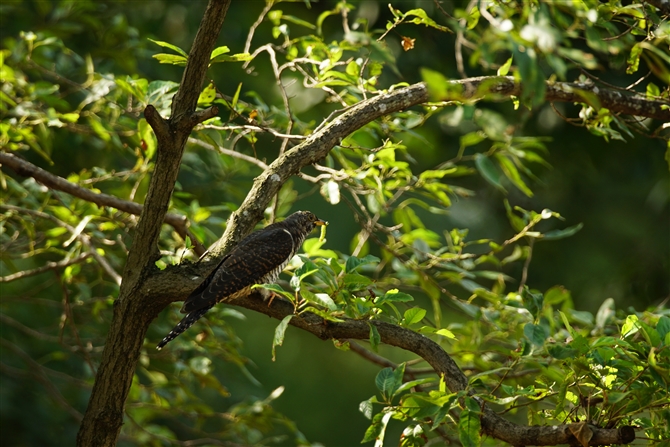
xmin=231 ymin=294 xmax=635 ymax=446
xmin=443 ymin=76 xmax=670 ymax=121
xmin=75 ymin=1 xmax=231 ymax=446
xmin=0 ymin=151 xmax=206 ymax=257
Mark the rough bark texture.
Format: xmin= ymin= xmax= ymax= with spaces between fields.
xmin=228 ymin=293 xmax=636 ymax=446
xmin=210 ymin=82 xmax=431 ymax=258
xmin=450 ymin=75 xmax=670 ymax=121
xmin=75 ymin=1 xmax=231 ymax=446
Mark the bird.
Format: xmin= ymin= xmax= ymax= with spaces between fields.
xmin=156 ymin=210 xmax=327 ymax=350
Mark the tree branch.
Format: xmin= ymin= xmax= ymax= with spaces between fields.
xmin=210 ymin=82 xmax=430 ymax=257
xmin=444 ymin=76 xmax=670 ymax=121
xmin=0 ymin=253 xmax=92 ymax=283
xmin=228 ymin=293 xmax=636 ymax=446
xmin=0 ymin=151 xmax=206 ymax=257
xmin=139 ymin=76 xmax=647 ymax=444
xmin=76 ymin=1 xmax=231 ymax=446
xmin=1 ymin=204 xmax=122 ymax=285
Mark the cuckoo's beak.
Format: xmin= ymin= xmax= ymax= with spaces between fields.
xmin=315 ymin=219 xmax=328 ymax=226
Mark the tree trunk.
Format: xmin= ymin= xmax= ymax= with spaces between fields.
xmin=76 ymin=1 xmax=231 ymax=445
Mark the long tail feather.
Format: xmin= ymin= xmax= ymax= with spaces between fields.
xmin=156 ymin=305 xmax=213 ymax=350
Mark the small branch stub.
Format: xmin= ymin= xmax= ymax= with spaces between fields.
xmin=143 ymin=105 xmax=170 ymax=142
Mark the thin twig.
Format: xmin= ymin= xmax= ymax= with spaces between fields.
xmin=0 ymin=253 xmax=91 ymax=282
xmin=188 ymin=137 xmax=268 ymax=170
xmin=518 ymin=238 xmax=534 ymax=294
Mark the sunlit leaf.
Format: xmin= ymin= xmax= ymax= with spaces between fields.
xmin=272 ymin=315 xmax=293 ymax=361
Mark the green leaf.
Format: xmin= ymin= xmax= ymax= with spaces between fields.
xmin=606 ymin=392 xmax=630 ymax=404
xmin=396 ymin=377 xmax=435 ymax=394
xmin=361 ymin=412 xmax=384 ymax=443
xmin=280 ymin=14 xmax=316 ymax=30
xmin=152 ymin=53 xmax=188 ymax=66
xmin=513 ymin=45 xmax=546 ymax=109
xmin=148 ymin=38 xmax=188 ymax=57
xmin=301 ymin=290 xmax=337 ymax=310
xmin=547 ymin=344 xmax=578 ymax=359
xmin=210 ymin=52 xmax=252 ymax=63
xmin=197 ymin=82 xmax=216 ymax=106
xmin=627 ymin=43 xmax=643 ymax=74
xmin=494 ymin=153 xmax=533 ymax=197
xmin=210 ymin=46 xmax=230 ymax=59
xmin=376 ymin=289 xmax=414 ymax=305
xmin=497 ymin=56 xmax=513 ymax=76
xmin=524 ymin=323 xmax=549 ymax=347
xmin=369 ymin=323 xmax=381 ymax=352
xmin=622 ymin=314 xmax=639 ymax=337
xmin=436 ymin=328 xmax=456 ymax=339
xmin=272 ymin=315 xmax=293 ymax=361
xmin=420 ymin=67 xmax=449 ymax=100
xmin=542 ymin=223 xmax=583 ymax=240
xmin=458 ymin=398 xmax=482 ymax=447
xmin=475 ymin=153 xmax=506 ymax=192
xmin=401 ymin=394 xmax=441 ymax=419
xmin=375 ymin=363 xmax=405 ymax=401
xmin=342 ymin=273 xmax=372 ymax=290
xmin=403 ymin=8 xmax=452 ymax=33
xmin=230 ymin=82 xmax=242 ymax=109
xmin=359 ymin=397 xmax=374 ymax=420
xmin=521 ymin=288 xmax=543 ymax=318
xmin=657 ymin=316 xmax=670 ymax=340
xmin=251 ymin=283 xmax=294 ymax=302
xmin=460 ymin=131 xmax=486 ymax=150
xmin=375 ymin=367 xmax=396 ymax=398
xmin=345 ymin=254 xmax=380 ymax=273
xmin=403 ymin=307 xmax=426 ymax=325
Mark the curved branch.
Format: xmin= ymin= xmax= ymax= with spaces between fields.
xmin=0 ymin=151 xmax=206 ymax=257
xmin=210 ymin=82 xmax=430 ymax=256
xmin=232 ymin=293 xmax=635 ymax=446
xmin=445 ymin=76 xmax=670 ymax=121
xmin=139 ymin=82 xmax=431 ymax=312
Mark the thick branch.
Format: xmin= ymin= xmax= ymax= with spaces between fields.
xmin=0 ymin=151 xmax=205 ymax=257
xmin=138 ymin=83 xmax=430 ymax=313
xmin=76 ymin=1 xmax=231 ymax=446
xmin=445 ymin=76 xmax=670 ymax=121
xmin=231 ymin=293 xmax=635 ymax=446
xmin=210 ymin=82 xmax=430 ymax=256
xmin=170 ymin=2 xmax=230 ymax=119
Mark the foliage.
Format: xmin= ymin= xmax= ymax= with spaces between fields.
xmin=1 ymin=0 xmax=668 ymax=446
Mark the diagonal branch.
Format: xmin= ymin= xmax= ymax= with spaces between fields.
xmin=139 ymin=82 xmax=431 ymax=312
xmin=0 ymin=253 xmax=92 ymax=283
xmin=0 ymin=151 xmax=206 ymax=257
xmin=231 ymin=293 xmax=635 ymax=446
xmin=210 ymin=82 xmax=430 ymax=257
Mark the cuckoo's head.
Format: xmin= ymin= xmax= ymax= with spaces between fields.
xmin=284 ymin=210 xmax=327 ymax=235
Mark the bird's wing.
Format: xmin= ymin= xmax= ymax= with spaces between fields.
xmin=181 ymin=226 xmax=295 ymax=313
